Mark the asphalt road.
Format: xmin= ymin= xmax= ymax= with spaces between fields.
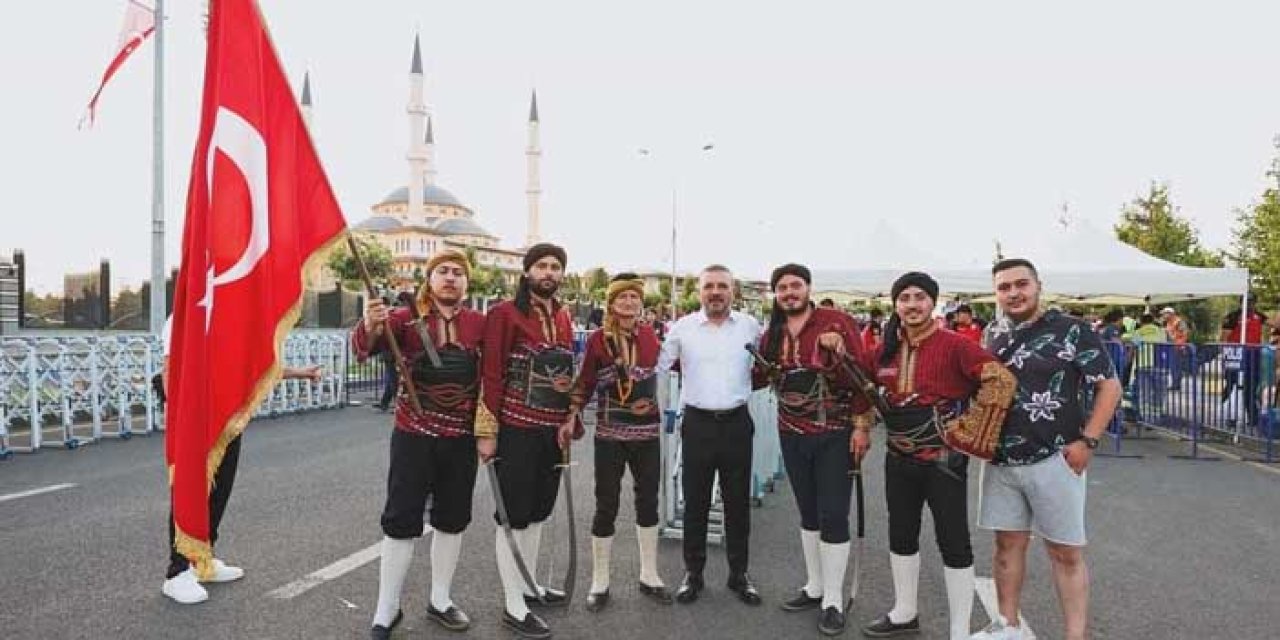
xmin=2 ymin=406 xmax=1279 ymax=639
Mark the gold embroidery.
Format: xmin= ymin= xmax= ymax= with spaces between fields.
xmin=942 ymin=361 xmax=1016 ymax=459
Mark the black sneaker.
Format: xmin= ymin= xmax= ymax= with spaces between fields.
xmin=370 ymin=610 xmax=403 ymax=640
xmin=818 ymin=606 xmax=846 ymax=636
xmin=502 ymin=610 xmax=551 ymax=639
xmin=780 ymin=589 xmax=822 ymax=612
xmin=427 ymin=604 xmax=470 ymax=632
xmin=525 ymin=586 xmax=568 ymax=608
xmin=585 ymin=589 xmax=610 ymax=612
xmin=726 ymin=573 xmax=762 ymax=606
xmin=862 ymin=612 xmax=921 ymax=637
xmin=637 ymin=581 xmax=673 ymax=605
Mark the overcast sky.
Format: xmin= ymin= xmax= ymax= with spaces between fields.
xmin=4 ymin=1 xmax=1279 ymax=293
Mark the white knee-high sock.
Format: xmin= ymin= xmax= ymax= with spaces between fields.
xmin=517 ymin=523 xmax=544 ymax=596
xmin=944 ymin=565 xmax=975 ymax=640
xmin=888 ymin=552 xmax=921 ymax=624
xmin=495 ymin=527 xmax=531 ymax=619
xmin=636 ymin=525 xmax=664 ymax=587
xmin=429 ymin=531 xmax=462 ymax=611
xmin=800 ymin=529 xmax=823 ymax=598
xmin=373 ymin=537 xmax=415 ymax=627
xmin=590 ymin=536 xmax=613 ymax=594
xmin=819 ymin=541 xmax=850 ymax=612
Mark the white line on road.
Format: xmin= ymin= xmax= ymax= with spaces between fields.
xmin=0 ymin=483 xmax=77 ymax=504
xmin=265 ymin=541 xmax=382 ymax=600
xmin=975 ymin=576 xmax=1036 ymax=639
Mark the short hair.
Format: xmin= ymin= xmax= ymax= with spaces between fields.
xmin=869 ymin=308 xmax=884 ymax=318
xmin=819 ymin=298 xmax=835 ymax=307
xmin=1139 ymin=313 xmax=1156 ymax=325
xmin=1103 ymin=309 xmax=1124 ymax=324
xmin=701 ymin=264 xmax=732 ymax=277
xmin=992 ymin=257 xmax=1039 ymax=279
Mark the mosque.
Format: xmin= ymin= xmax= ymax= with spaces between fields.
xmin=303 ymin=34 xmax=537 ymax=292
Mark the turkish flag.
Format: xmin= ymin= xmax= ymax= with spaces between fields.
xmin=167 ymin=0 xmax=347 ymax=576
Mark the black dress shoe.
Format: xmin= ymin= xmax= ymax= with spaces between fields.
xmin=637 ymin=581 xmax=673 ymax=605
xmin=862 ymin=612 xmax=921 ymax=637
xmin=818 ymin=606 xmax=846 ymax=636
xmin=726 ymin=573 xmax=762 ymax=606
xmin=370 ymin=610 xmax=403 ymax=640
xmin=780 ymin=589 xmax=822 ymax=612
xmin=524 ymin=586 xmax=568 ymax=608
xmin=501 ymin=610 xmax=552 ymax=639
xmin=675 ymin=573 xmax=704 ymax=604
xmin=585 ymin=589 xmax=610 ymax=612
xmin=427 ymin=604 xmax=470 ymax=632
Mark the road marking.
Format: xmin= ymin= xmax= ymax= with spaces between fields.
xmin=974 ymin=576 xmax=1036 ymax=639
xmin=0 ymin=483 xmax=77 ymax=504
xmin=265 ymin=541 xmax=382 ymax=600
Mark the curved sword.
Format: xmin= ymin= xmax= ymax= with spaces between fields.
xmin=555 ymin=443 xmax=579 ymax=602
xmin=846 ymin=455 xmax=866 ymax=611
xmin=486 ymin=459 xmax=545 ymax=604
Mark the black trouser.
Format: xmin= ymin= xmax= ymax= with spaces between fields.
xmin=884 ymin=451 xmax=972 ymax=569
xmin=381 ymin=429 xmax=478 ymax=538
xmin=780 ymin=430 xmax=852 ymax=543
xmin=379 ymin=361 xmax=399 ymax=409
xmin=593 ymin=437 xmax=661 ymax=537
xmin=166 ymin=435 xmax=242 ymax=579
xmin=493 ymin=425 xmax=563 ymax=529
xmin=680 ymin=405 xmax=753 ymax=576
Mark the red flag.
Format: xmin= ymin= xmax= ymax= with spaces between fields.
xmin=81 ymin=0 xmax=156 ymax=128
xmin=167 ymin=0 xmax=347 ymax=577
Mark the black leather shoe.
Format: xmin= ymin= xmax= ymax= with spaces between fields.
xmin=780 ymin=589 xmax=822 ymax=612
xmin=585 ymin=589 xmax=610 ymax=612
xmin=370 ymin=610 xmax=403 ymax=640
xmin=862 ymin=612 xmax=921 ymax=637
xmin=637 ymin=581 xmax=673 ymax=605
xmin=501 ymin=610 xmax=551 ymax=639
xmin=726 ymin=573 xmax=762 ymax=606
xmin=818 ymin=606 xmax=847 ymax=636
xmin=525 ymin=586 xmax=568 ymax=608
xmin=427 ymin=604 xmax=470 ymax=632
xmin=675 ymin=573 xmax=704 ymax=604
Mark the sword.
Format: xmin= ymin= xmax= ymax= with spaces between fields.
xmin=846 ymin=455 xmax=866 ymax=611
xmin=834 ymin=351 xmax=891 ymax=417
xmin=553 ymin=443 xmax=579 ymax=602
xmin=485 ymin=459 xmax=544 ymax=604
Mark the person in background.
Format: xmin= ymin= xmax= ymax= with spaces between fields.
xmin=818 ymin=298 xmax=837 ymax=310
xmin=1127 ymin=314 xmax=1168 ymax=416
xmin=1220 ymin=302 xmax=1268 ymax=428
xmin=862 ymin=309 xmax=885 ymax=353
xmin=950 ymin=304 xmax=983 ymax=344
xmin=1160 ymin=307 xmax=1190 ymax=392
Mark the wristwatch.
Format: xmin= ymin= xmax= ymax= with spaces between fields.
xmin=1081 ymin=436 xmax=1099 ymax=450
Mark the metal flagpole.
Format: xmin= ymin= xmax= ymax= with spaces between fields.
xmin=149 ymin=0 xmax=166 ymax=334
xmin=670 ymin=186 xmax=677 ymax=319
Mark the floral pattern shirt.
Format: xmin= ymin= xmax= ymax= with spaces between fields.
xmin=984 ymin=310 xmax=1117 ymax=466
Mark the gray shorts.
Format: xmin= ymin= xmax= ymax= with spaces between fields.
xmin=976 ymin=451 xmax=1088 ymax=546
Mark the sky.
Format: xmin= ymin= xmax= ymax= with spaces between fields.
xmin=4 ymin=0 xmax=1279 ymax=293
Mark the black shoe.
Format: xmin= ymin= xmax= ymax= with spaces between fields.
xmin=524 ymin=586 xmax=568 ymax=608
xmin=780 ymin=589 xmax=822 ymax=612
xmin=585 ymin=589 xmax=610 ymax=612
xmin=637 ymin=581 xmax=673 ymax=605
xmin=675 ymin=573 xmax=704 ymax=604
xmin=726 ymin=573 xmax=762 ymax=606
xmin=427 ymin=604 xmax=471 ymax=632
xmin=818 ymin=606 xmax=846 ymax=636
xmin=501 ymin=610 xmax=551 ymax=639
xmin=370 ymin=610 xmax=403 ymax=640
xmin=862 ymin=613 xmax=921 ymax=637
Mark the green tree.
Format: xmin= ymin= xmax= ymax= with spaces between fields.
xmin=1230 ymin=138 xmax=1280 ymax=309
xmin=326 ymin=235 xmax=394 ymax=286
xmin=585 ymin=268 xmax=611 ymax=303
xmin=1115 ymin=182 xmax=1224 ymax=268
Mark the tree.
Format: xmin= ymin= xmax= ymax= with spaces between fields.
xmin=326 ymin=235 xmax=393 ymax=287
xmin=585 ymin=268 xmax=611 ymax=303
xmin=1230 ymin=138 xmax=1280 ymax=309
xmin=1115 ymin=182 xmax=1224 ymax=268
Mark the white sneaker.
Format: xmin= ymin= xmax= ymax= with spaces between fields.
xmin=200 ymin=558 xmax=245 ymax=583
xmin=162 ymin=569 xmax=209 ymax=604
xmin=970 ymin=615 xmax=1026 ymax=640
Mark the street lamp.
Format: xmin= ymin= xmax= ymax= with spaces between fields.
xmin=636 ymin=143 xmax=715 ymax=320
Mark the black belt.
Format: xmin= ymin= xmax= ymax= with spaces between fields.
xmin=684 ymin=404 xmax=748 ymax=421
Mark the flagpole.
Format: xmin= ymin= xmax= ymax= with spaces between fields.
xmin=149 ymin=0 xmax=166 ymax=334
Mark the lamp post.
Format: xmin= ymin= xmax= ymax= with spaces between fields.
xmin=637 ymin=143 xmax=714 ymax=320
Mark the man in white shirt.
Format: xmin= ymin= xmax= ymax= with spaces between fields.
xmin=657 ymin=264 xmax=763 ymax=606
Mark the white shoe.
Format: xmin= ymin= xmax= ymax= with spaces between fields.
xmin=199 ymin=558 xmax=245 ymax=583
xmin=970 ymin=615 xmax=1026 ymax=640
xmin=162 ymin=569 xmax=209 ymax=604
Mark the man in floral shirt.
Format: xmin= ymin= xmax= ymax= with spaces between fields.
xmin=970 ymin=259 xmax=1121 ymax=640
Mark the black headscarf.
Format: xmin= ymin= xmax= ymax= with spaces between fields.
xmin=516 ymin=242 xmax=567 ymax=314
xmin=880 ymin=271 xmax=940 ymax=367
xmin=764 ymin=263 xmax=813 ymax=363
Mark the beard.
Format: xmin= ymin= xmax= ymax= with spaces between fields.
xmin=780 ymin=299 xmax=809 ymax=316
xmin=531 ymin=277 xmax=560 ymax=298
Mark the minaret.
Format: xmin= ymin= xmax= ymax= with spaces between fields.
xmin=300 ymin=71 xmax=313 ymax=131
xmin=525 ymin=89 xmax=541 ymax=247
xmin=425 ymin=116 xmax=437 ymax=187
xmin=406 ymin=33 xmax=428 ymax=220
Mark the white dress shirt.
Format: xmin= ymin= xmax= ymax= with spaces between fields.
xmin=657 ymin=310 xmax=762 ymax=411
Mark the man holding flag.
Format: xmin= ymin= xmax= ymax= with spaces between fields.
xmin=160 ymin=0 xmax=347 ymax=605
